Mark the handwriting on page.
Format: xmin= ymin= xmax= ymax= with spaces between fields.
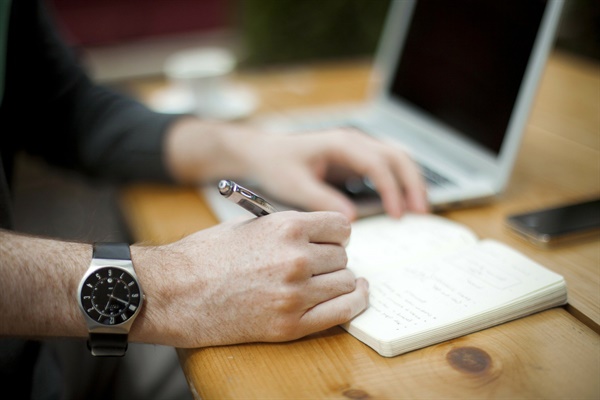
xmin=353 ymin=240 xmax=553 ymax=336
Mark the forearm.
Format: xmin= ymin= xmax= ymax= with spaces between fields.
xmin=0 ymin=212 xmax=369 ymax=349
xmin=164 ymin=117 xmax=262 ymax=184
xmin=0 ymin=230 xmax=90 ymax=339
xmin=0 ymin=229 xmax=202 ymax=346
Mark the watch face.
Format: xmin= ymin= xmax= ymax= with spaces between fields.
xmin=80 ymin=266 xmax=142 ymax=326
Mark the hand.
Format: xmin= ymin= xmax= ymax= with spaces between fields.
xmin=165 ymin=119 xmax=428 ymax=220
xmin=130 ymin=211 xmax=368 ymax=348
xmin=246 ymin=128 xmax=429 ymax=219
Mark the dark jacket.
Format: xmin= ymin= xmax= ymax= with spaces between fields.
xmin=0 ymin=0 xmax=181 ymax=397
xmin=0 ymin=0 xmax=179 ymax=229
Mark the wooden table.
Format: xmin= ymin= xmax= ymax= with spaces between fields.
xmin=120 ymin=51 xmax=600 ymax=399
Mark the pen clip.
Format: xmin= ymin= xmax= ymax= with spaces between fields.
xmin=218 ymin=180 xmax=278 ymax=217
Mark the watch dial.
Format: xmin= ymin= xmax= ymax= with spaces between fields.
xmin=80 ymin=266 xmax=142 ymax=325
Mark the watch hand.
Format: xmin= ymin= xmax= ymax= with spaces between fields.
xmin=108 ymin=294 xmax=129 ymax=305
xmin=105 ymin=277 xmax=120 ymax=311
xmin=104 ymin=294 xmax=113 ymax=312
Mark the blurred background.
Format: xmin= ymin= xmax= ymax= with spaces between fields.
xmin=49 ymin=0 xmax=391 ymax=81
xmin=14 ymin=0 xmax=600 ymax=247
xmin=47 ymin=0 xmax=600 ymax=81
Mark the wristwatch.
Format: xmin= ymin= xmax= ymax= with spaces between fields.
xmin=78 ymin=242 xmax=144 ymax=357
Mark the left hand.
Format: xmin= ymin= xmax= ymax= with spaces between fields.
xmin=241 ymin=128 xmax=429 ymax=219
xmin=165 ymin=119 xmax=429 ymax=219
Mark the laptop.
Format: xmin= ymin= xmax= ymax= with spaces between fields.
xmin=204 ymin=0 xmax=564 ymax=221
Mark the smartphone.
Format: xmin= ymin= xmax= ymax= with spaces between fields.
xmin=506 ymin=198 xmax=600 ymax=247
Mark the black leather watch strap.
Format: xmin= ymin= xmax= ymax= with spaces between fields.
xmin=93 ymin=242 xmax=131 ymax=260
xmin=87 ymin=333 xmax=129 ymax=357
xmin=86 ymin=242 xmax=134 ymax=357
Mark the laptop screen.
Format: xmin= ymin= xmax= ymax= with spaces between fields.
xmin=389 ymin=0 xmax=547 ymax=155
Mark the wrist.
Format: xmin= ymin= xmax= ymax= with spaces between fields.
xmin=164 ymin=117 xmax=263 ymax=184
xmin=127 ymin=243 xmax=192 ymax=346
xmin=79 ymin=243 xmax=144 ymax=356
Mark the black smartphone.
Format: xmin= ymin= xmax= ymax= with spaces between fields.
xmin=506 ymin=198 xmax=600 ymax=247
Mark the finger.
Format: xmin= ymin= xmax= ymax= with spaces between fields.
xmin=298 ymin=278 xmax=369 ymax=335
xmin=281 ymin=242 xmax=348 ymax=280
xmin=334 ymin=148 xmax=406 ymax=218
xmin=326 ymin=130 xmax=428 ymax=216
xmin=386 ymin=141 xmax=429 ymax=213
xmin=293 ymin=211 xmax=352 ymax=245
xmin=299 ymin=242 xmax=348 ymax=276
xmin=326 ymin=137 xmax=406 ymax=217
xmin=363 ymin=163 xmax=406 ymax=218
xmin=301 ymin=268 xmax=358 ymax=308
xmin=275 ymin=168 xmax=358 ymax=220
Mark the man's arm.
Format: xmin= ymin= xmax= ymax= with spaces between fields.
xmin=0 ymin=211 xmax=369 ymax=347
xmin=5 ymin=0 xmax=427 ymax=217
xmin=0 ymin=230 xmax=89 ymax=339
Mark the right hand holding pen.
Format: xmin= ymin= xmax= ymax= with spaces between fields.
xmin=129 ymin=211 xmax=368 ymax=348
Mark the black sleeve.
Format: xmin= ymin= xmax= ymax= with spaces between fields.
xmin=1 ymin=0 xmax=181 ymax=182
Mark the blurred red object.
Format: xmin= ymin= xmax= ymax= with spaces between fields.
xmin=48 ymin=0 xmax=230 ymax=47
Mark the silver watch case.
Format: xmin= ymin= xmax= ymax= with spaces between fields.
xmin=77 ymin=258 xmax=144 ymax=335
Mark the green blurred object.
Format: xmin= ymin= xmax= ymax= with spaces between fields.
xmin=555 ymin=0 xmax=600 ymax=61
xmin=236 ymin=0 xmax=391 ymax=67
xmin=236 ymin=0 xmax=599 ymax=67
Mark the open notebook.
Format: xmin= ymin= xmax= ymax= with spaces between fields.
xmin=342 ymin=214 xmax=567 ymax=357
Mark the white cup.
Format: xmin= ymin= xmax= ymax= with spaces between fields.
xmin=165 ymin=47 xmax=236 ymax=118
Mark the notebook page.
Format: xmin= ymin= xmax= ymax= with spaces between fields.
xmin=347 ymin=214 xmax=478 ymax=278
xmin=347 ymin=239 xmax=565 ymax=344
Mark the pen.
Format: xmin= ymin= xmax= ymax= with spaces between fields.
xmin=218 ymin=179 xmax=278 ymax=217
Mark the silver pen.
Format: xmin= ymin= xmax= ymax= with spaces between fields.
xmin=218 ymin=179 xmax=278 ymax=217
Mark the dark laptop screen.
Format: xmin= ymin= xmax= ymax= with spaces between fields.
xmin=390 ymin=0 xmax=547 ymax=155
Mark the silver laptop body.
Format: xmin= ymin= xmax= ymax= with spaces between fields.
xmin=350 ymin=0 xmax=564 ymax=210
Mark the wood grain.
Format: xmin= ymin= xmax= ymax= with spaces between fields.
xmin=119 ymin=51 xmax=600 ymax=399
xmin=178 ymin=309 xmax=599 ymax=399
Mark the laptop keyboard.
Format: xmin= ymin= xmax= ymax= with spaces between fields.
xmin=419 ymin=164 xmax=455 ymax=188
xmin=338 ymin=164 xmax=454 ymax=202
xmin=286 ymin=118 xmax=455 ymax=189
